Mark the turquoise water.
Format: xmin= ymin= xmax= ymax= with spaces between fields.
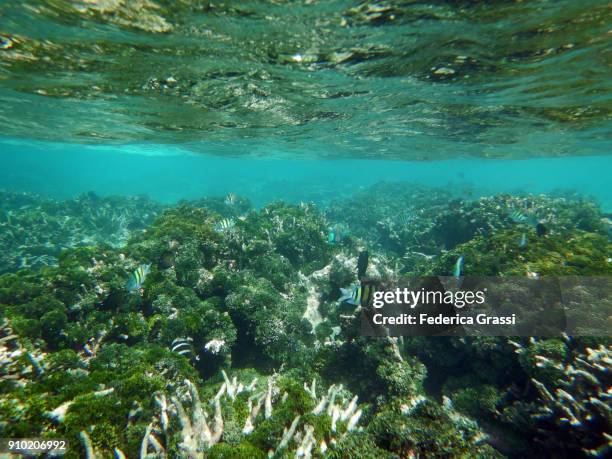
xmin=1 ymin=2 xmax=611 ymax=458
xmin=2 ymin=139 xmax=611 ymax=208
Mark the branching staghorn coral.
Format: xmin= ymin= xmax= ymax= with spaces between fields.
xmin=79 ymin=429 xmax=128 ymax=459
xmin=139 ymin=371 xmax=259 ymax=458
xmin=511 ymin=337 xmax=611 ymax=456
xmin=0 ymin=318 xmax=45 ymax=386
xmin=0 ymin=191 xmax=163 ymax=274
xmin=138 ymin=371 xmax=363 ymax=459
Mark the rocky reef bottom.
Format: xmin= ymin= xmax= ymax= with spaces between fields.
xmin=0 ymin=184 xmax=610 ymax=458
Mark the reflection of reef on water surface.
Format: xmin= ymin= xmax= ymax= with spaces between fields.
xmin=0 ymin=183 xmax=610 ymax=458
xmin=0 ymin=1 xmax=609 ymax=158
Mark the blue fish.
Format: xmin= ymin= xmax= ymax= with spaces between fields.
xmin=327 ymin=224 xmax=350 ymax=244
xmin=338 ymin=284 xmax=360 ymax=305
xmin=127 ymin=263 xmax=151 ymax=292
xmin=519 ymin=233 xmax=527 ymax=248
xmin=453 ymin=255 xmax=464 ymax=278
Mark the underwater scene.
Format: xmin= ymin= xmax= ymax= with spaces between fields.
xmin=1 ymin=1 xmax=611 ymax=458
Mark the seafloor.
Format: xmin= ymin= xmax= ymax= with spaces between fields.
xmin=0 ymin=184 xmax=611 ymax=458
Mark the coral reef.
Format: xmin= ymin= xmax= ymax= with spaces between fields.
xmin=512 ymin=337 xmax=612 ymax=457
xmin=1 ymin=184 xmax=610 ymax=458
xmin=327 ymin=184 xmax=609 ymax=276
xmin=136 ymin=371 xmax=364 ymax=458
xmin=0 ymin=191 xmax=164 ymax=274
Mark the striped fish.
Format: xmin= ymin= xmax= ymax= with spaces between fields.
xmin=224 ymin=193 xmax=237 ymax=205
xmin=509 ymin=208 xmax=539 ymax=226
xmin=338 ymin=282 xmax=376 ymax=307
xmin=171 ymin=337 xmax=198 ymax=360
xmin=509 ymin=209 xmax=528 ymax=223
xmin=126 ymin=263 xmax=151 ymax=292
xmin=214 ymin=218 xmax=235 ymax=232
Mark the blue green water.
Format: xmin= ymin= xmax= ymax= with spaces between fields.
xmin=2 ymin=139 xmax=611 ymax=209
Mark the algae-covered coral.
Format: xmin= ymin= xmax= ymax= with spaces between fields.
xmin=0 ymin=191 xmax=164 ymax=274
xmin=0 ymin=184 xmax=610 ymax=458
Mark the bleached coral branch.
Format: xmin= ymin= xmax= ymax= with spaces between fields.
xmin=148 ymin=373 xmax=363 ymax=458
xmin=0 ymin=318 xmax=46 ymax=385
xmin=530 ymin=343 xmax=611 ymax=455
xmin=79 ymin=431 xmax=97 ymax=459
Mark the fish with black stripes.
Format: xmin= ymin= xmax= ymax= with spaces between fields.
xmin=214 ymin=217 xmax=236 ymax=233
xmin=126 ymin=263 xmax=151 ymax=292
xmin=224 ymin=193 xmax=237 ymax=205
xmin=338 ymin=281 xmax=376 ymax=307
xmin=171 ymin=337 xmax=200 ymax=361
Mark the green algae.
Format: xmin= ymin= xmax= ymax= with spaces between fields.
xmin=0 ymin=185 xmax=610 ymax=457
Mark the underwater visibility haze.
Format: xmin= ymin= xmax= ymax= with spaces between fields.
xmin=0 ymin=1 xmax=611 ymax=458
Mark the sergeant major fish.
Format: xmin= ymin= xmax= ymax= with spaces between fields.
xmin=327 ymin=224 xmax=350 ymax=245
xmin=126 ymin=263 xmax=151 ymax=292
xmin=509 ymin=209 xmax=528 ymax=223
xmin=214 ymin=218 xmax=236 ymax=232
xmin=338 ymin=282 xmax=376 ymax=307
xmin=171 ymin=337 xmax=200 ymax=361
xmin=328 ymin=230 xmax=340 ymax=244
xmin=508 ymin=208 xmax=538 ymax=226
xmin=224 ymin=193 xmax=237 ymax=205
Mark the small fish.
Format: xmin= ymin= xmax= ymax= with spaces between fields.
xmin=509 ymin=209 xmax=528 ymax=223
xmin=126 ymin=263 xmax=151 ymax=292
xmin=224 ymin=193 xmax=237 ymax=205
xmin=214 ymin=218 xmax=235 ymax=232
xmin=519 ymin=233 xmax=527 ymax=248
xmin=453 ymin=255 xmax=464 ymax=278
xmin=171 ymin=338 xmax=199 ymax=360
xmin=327 ymin=224 xmax=350 ymax=245
xmin=338 ymin=282 xmax=376 ymax=307
xmin=536 ymin=222 xmax=547 ymax=237
xmin=509 ymin=208 xmax=539 ymax=226
xmin=357 ymin=250 xmax=369 ymax=279
xmin=396 ymin=212 xmax=415 ymax=226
